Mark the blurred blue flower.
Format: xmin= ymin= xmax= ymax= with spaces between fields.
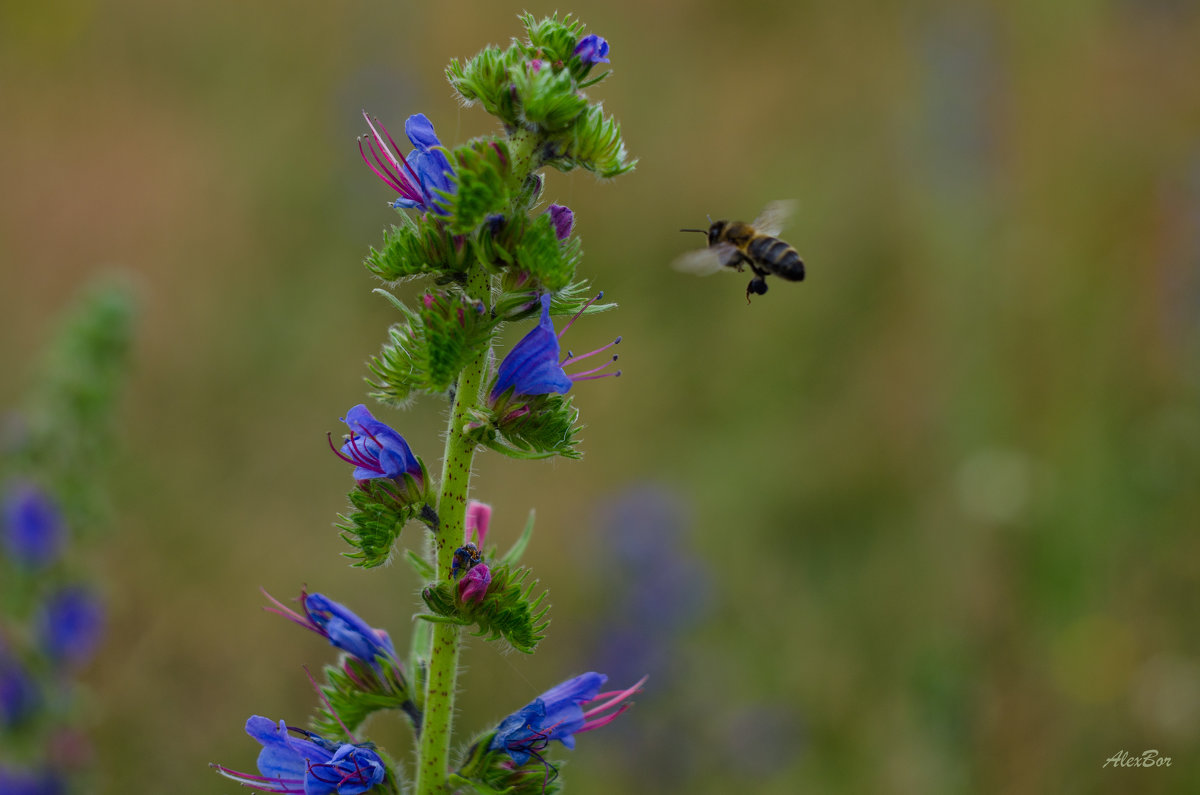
xmin=359 ymin=111 xmax=455 ymax=215
xmin=490 ymin=294 xmax=620 ymax=400
xmin=0 ymin=766 xmax=64 ymax=795
xmin=212 ymin=716 xmax=385 ymax=795
xmin=0 ymin=652 xmax=40 ymax=728
xmin=263 ymin=588 xmax=396 ymax=665
xmin=2 ymin=481 xmax=65 ymax=568
xmin=573 ymin=34 xmax=610 ymax=65
xmin=489 ymin=672 xmax=644 ymax=766
xmin=333 ymin=404 xmax=423 ymax=484
xmin=35 ymin=586 xmax=104 ymax=669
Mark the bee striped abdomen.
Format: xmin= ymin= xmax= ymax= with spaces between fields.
xmin=747 ymin=236 xmax=805 ymax=281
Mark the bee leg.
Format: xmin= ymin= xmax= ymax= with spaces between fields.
xmin=746 ymin=275 xmax=769 ymax=302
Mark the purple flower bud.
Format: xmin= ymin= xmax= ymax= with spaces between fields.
xmin=547 ymin=204 xmax=574 ymax=241
xmin=458 ymin=563 xmax=492 ymax=604
xmin=35 ymin=586 xmax=104 ymax=669
xmin=573 ymin=34 xmax=610 ymax=65
xmin=489 ymin=672 xmax=645 ymax=765
xmin=332 ymin=404 xmax=423 ymax=485
xmin=2 ymin=481 xmax=64 ymax=568
xmin=359 ymin=111 xmax=456 ymax=215
xmin=465 ymin=500 xmax=492 ymax=546
xmin=212 ymin=716 xmax=385 ymax=795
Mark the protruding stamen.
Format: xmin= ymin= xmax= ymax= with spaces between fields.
xmin=569 ymin=355 xmax=618 ymax=380
xmin=557 ymin=291 xmax=604 ymax=339
xmin=561 ymin=336 xmax=621 ymax=367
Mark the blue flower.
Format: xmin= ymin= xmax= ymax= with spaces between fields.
xmin=263 ymin=588 xmax=396 ymax=665
xmin=332 ymin=404 xmax=423 ymax=484
xmin=212 ymin=716 xmax=386 ymax=795
xmin=359 ymin=111 xmax=455 ymax=215
xmin=490 ymin=294 xmax=621 ymax=401
xmin=574 ymin=34 xmax=610 ymax=65
xmin=488 ymin=672 xmax=645 ymax=766
xmin=35 ymin=586 xmax=104 ymax=669
xmin=0 ymin=766 xmax=64 ymax=795
xmin=0 ymin=653 xmax=40 ymax=729
xmin=2 ymin=481 xmax=64 ymax=568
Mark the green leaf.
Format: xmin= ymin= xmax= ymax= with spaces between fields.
xmin=497 ymin=510 xmax=536 ymax=567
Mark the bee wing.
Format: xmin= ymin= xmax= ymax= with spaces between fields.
xmin=752 ymin=200 xmax=796 ymax=238
xmin=672 ymin=245 xmax=732 ymax=277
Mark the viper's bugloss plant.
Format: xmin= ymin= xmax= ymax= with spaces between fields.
xmin=212 ymin=14 xmax=643 ymax=795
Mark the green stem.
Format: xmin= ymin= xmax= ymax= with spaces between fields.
xmin=414 ymin=264 xmax=490 ymax=795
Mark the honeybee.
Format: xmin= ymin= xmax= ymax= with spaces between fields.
xmin=675 ymin=200 xmax=805 ymax=301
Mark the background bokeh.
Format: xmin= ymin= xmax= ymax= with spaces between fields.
xmin=3 ymin=1 xmax=1200 ymax=792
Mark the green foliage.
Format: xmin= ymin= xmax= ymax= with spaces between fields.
xmin=366 ymin=216 xmax=468 ymax=283
xmin=15 ymin=279 xmax=136 ymax=532
xmin=519 ymin=11 xmax=586 ymax=63
xmin=546 ymin=104 xmax=636 ymax=178
xmin=474 ymin=392 xmax=583 ymax=461
xmin=368 ymin=292 xmax=497 ymax=406
xmin=515 ymin=212 xmax=581 ymax=292
xmin=452 ymin=734 xmax=564 ymax=795
xmin=446 ymin=45 xmax=523 ymax=130
xmin=311 ymin=656 xmax=420 ymax=737
xmin=419 ymin=564 xmax=549 ymax=653
xmin=511 ymin=66 xmax=588 ymax=133
xmin=442 ymin=140 xmax=514 ymax=235
xmin=335 ymin=476 xmax=432 ymax=568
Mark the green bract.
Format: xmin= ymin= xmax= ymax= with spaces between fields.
xmin=419 ymin=563 xmax=549 ymax=654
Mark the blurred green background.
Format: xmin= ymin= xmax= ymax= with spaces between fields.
xmin=3 ymin=0 xmax=1200 ymax=792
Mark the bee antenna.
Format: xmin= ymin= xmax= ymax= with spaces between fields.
xmin=679 ymin=228 xmax=707 ymax=234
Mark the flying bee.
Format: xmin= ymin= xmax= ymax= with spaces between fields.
xmin=675 ymin=200 xmax=805 ymax=301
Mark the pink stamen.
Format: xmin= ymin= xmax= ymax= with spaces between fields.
xmin=261 ymin=587 xmax=323 ymax=637
xmin=557 ymin=291 xmax=604 ymax=339
xmin=583 ymin=675 xmax=647 ymax=720
xmin=303 ymin=666 xmax=358 ymax=742
xmin=561 ymin=336 xmax=621 ymax=367
xmin=358 ymin=138 xmax=406 ymax=194
xmin=580 ymin=703 xmax=632 ymax=733
xmin=568 ymin=356 xmax=618 ymax=380
xmin=211 ymin=764 xmax=303 ymax=793
xmin=329 ymin=430 xmax=386 ymax=475
xmin=378 ymin=120 xmax=425 ymax=189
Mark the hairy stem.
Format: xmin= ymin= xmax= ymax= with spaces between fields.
xmin=414 ymin=263 xmax=491 ymax=795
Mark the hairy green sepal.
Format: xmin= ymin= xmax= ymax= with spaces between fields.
xmin=368 ymin=292 xmax=497 ymax=406
xmin=419 ymin=564 xmax=549 ymax=653
xmin=335 ymin=475 xmax=433 ymax=568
